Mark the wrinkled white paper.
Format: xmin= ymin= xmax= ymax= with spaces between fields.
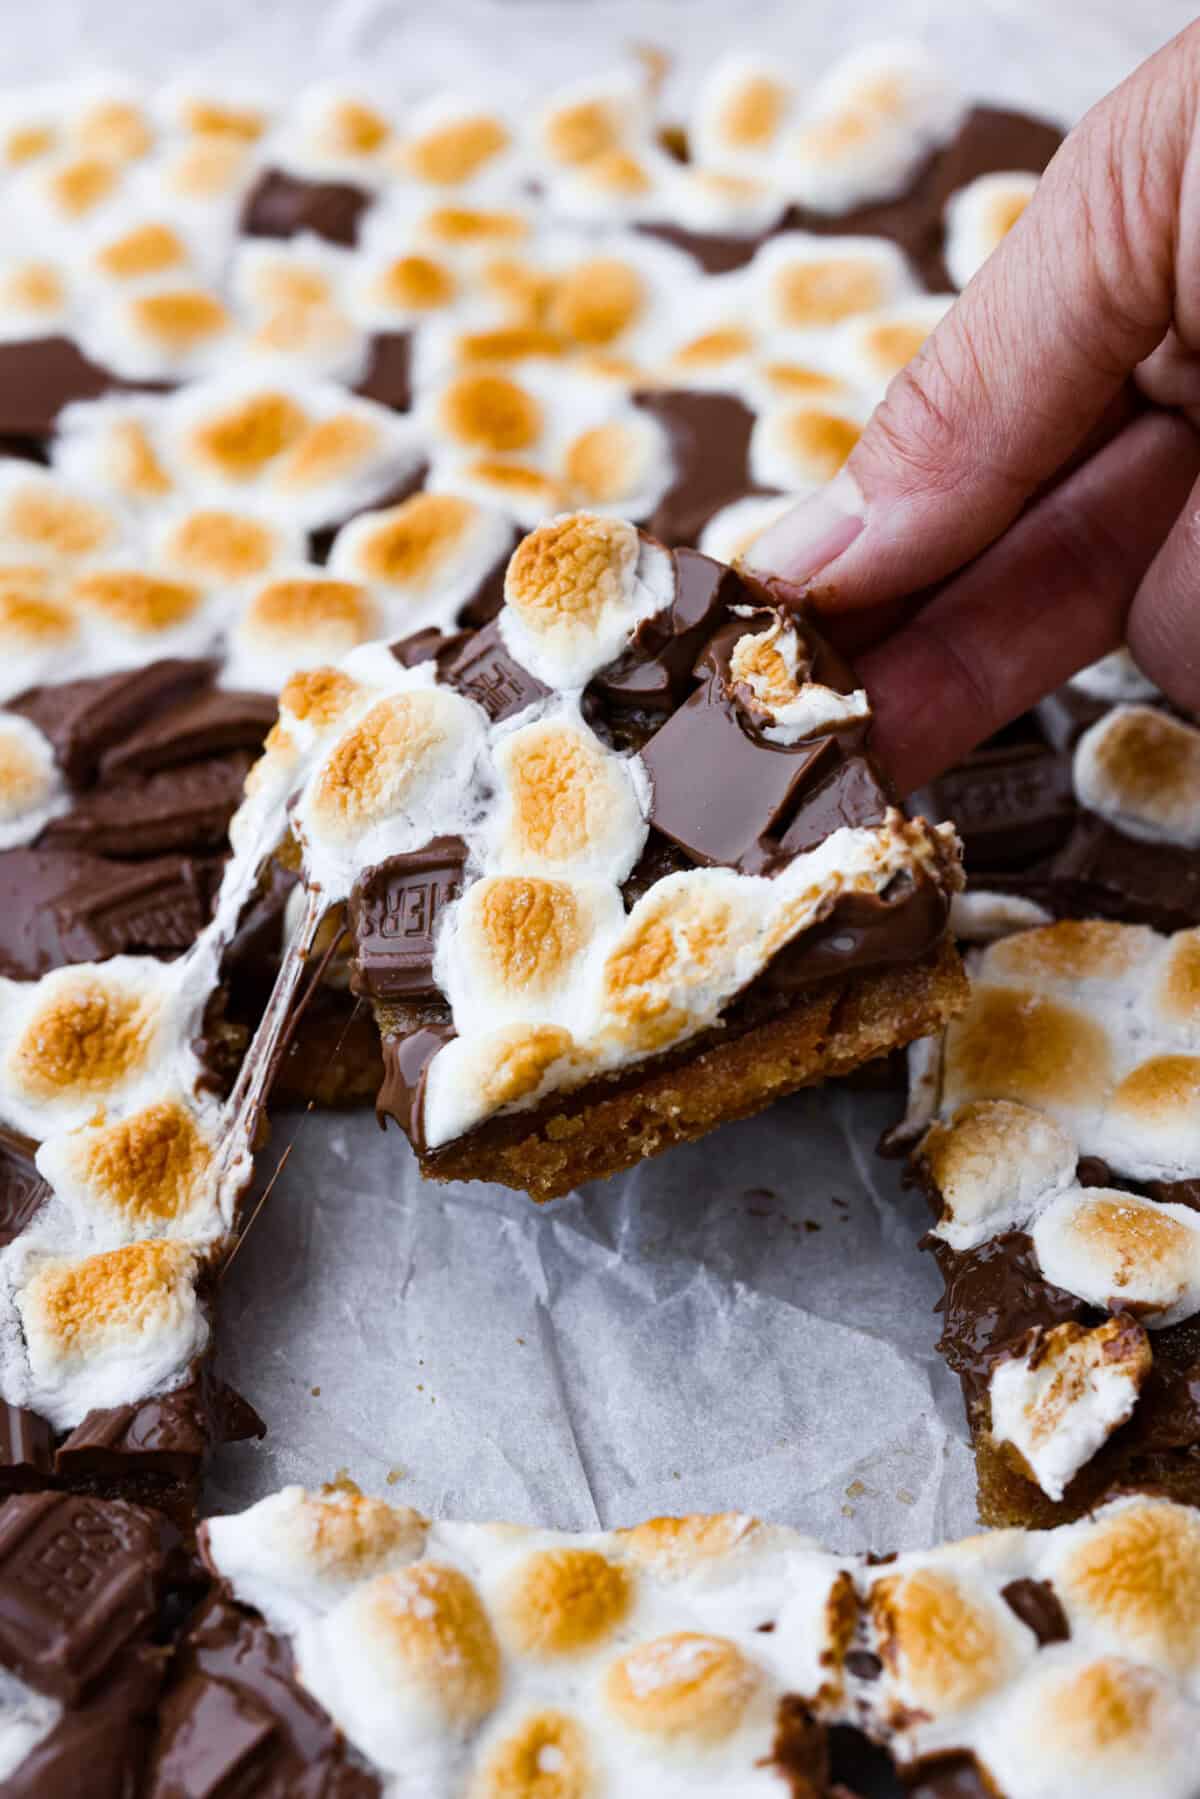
xmin=13 ymin=0 xmax=1191 ymax=1549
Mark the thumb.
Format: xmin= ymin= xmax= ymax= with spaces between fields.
xmin=744 ymin=24 xmax=1196 ymax=608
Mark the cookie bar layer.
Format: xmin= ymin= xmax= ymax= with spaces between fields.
xmin=178 ymin=1480 xmax=1200 ymax=1799
xmin=900 ymin=917 xmax=1200 ymax=1526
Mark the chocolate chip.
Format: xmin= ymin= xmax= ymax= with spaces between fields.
xmin=1001 ymin=1577 xmax=1070 ymax=1646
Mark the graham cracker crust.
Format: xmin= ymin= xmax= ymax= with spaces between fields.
xmin=413 ymin=935 xmax=966 ymax=1202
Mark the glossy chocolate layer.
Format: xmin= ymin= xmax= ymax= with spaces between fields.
xmin=0 ymin=336 xmax=165 ymax=438
xmin=635 ymin=389 xmax=772 ymax=547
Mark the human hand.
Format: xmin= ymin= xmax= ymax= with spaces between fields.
xmin=745 ymin=22 xmax=1200 ymax=794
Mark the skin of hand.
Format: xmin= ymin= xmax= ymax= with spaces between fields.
xmin=744 ymin=20 xmax=1200 ymax=795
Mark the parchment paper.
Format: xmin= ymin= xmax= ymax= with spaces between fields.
xmin=11 ymin=0 xmax=1195 ymax=1551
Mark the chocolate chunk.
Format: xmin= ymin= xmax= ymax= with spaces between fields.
xmin=240 ymin=167 xmax=371 ymax=247
xmin=0 ymin=849 xmax=210 ymax=976
xmin=12 ymin=660 xmax=216 ymax=785
xmin=377 ymin=1024 xmax=456 ymax=1151
xmin=592 ymin=548 xmax=741 ymax=711
xmin=455 ymin=536 xmax=517 ymax=630
xmin=147 ymin=1594 xmax=381 ymax=1798
xmin=1001 ymin=1577 xmax=1070 ymax=1645
xmin=0 ymin=337 xmax=155 ymax=438
xmin=7 ymin=1638 xmax=166 ymax=1799
xmin=41 ymin=753 xmax=254 ymax=858
xmin=642 ymin=683 xmax=836 ymax=869
xmin=0 ymin=1129 xmax=50 ymax=1247
xmin=776 ymin=754 xmax=891 ymax=857
xmin=634 ymin=390 xmax=769 ymax=546
xmin=99 ymin=688 xmax=278 ymax=778
xmin=0 ymin=1491 xmax=167 ymax=1702
xmin=54 ymin=1372 xmax=263 ymax=1486
xmin=0 ymin=1405 xmax=55 ymax=1492
xmin=441 ymin=618 xmax=550 ymax=721
xmin=912 ymin=742 xmax=1075 ymax=871
xmin=355 ymin=331 xmax=412 ymax=412
xmin=349 ymin=837 xmax=468 ymax=1001
xmin=1049 ymin=815 xmax=1200 ymax=933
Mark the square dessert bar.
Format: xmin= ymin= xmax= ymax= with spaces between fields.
xmin=147 ymin=1477 xmax=1200 ymax=1797
xmin=900 ymin=916 xmax=1200 ymax=1528
xmin=239 ymin=511 xmax=966 ymax=1201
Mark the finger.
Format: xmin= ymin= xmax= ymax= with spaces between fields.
xmin=745 ymin=25 xmax=1200 ymax=607
xmin=1127 ymin=478 xmax=1200 ymax=713
xmin=856 ymin=409 xmax=1200 ymax=793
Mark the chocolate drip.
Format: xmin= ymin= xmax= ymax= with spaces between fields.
xmin=240 ymin=167 xmax=371 ymax=247
xmin=932 ymin=1232 xmax=1088 ymax=1408
xmin=592 ymin=547 xmax=743 ymax=712
xmin=377 ymin=1023 xmax=456 ymax=1151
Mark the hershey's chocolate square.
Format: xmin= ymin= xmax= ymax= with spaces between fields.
xmin=0 ymin=1130 xmax=50 ymax=1248
xmin=442 ymin=621 xmax=548 ymax=722
xmin=913 ymin=742 xmax=1074 ymax=870
xmin=350 ymin=837 xmax=468 ymax=1000
xmin=0 ymin=1492 xmax=165 ymax=1701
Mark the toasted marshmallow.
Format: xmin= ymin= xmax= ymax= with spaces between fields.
xmin=0 ymin=954 xmax=204 ymax=1138
xmin=67 ymin=560 xmax=222 ymax=664
xmin=660 ymin=165 xmax=788 ymax=240
xmin=81 ymin=279 xmax=236 ymax=381
xmin=974 ymin=1652 xmax=1200 ymax=1799
xmin=1045 ymin=1496 xmax=1200 ymax=1674
xmin=989 ymin=1316 xmax=1151 ymax=1501
xmin=783 ymin=43 xmax=963 ymax=214
xmin=329 ymin=492 xmax=513 ymax=633
xmin=485 ymin=706 xmax=648 ymax=883
xmin=948 ymin=890 xmax=1054 ymax=944
xmin=536 ymin=70 xmax=650 ymax=173
xmin=438 ymin=874 xmax=624 ymax=1033
xmin=396 ymin=95 xmax=514 ymax=194
xmin=269 ymin=85 xmax=394 ymax=184
xmin=0 ymin=712 xmax=70 ymax=848
xmin=727 ymin=615 xmax=870 ymax=742
xmin=749 ymin=234 xmax=914 ymax=337
xmin=944 ymin=171 xmax=1039 ymax=289
xmin=226 ymin=568 xmax=378 ymax=691
xmin=296 ymin=673 xmax=487 ymax=899
xmin=12 ymin=1237 xmax=206 ymax=1430
xmin=923 ymin=1100 xmax=1077 ymax=1253
xmin=0 ymin=565 xmax=86 ymax=699
xmin=498 ymin=514 xmax=673 ymax=689
xmin=0 ymin=466 xmax=124 ymax=565
xmin=149 ymin=500 xmax=302 ymax=588
xmin=690 ymin=55 xmax=796 ymax=171
xmin=0 ymin=253 xmax=73 ymax=342
xmin=421 ymin=1022 xmax=587 ymax=1149
xmin=295 ymin=1563 xmax=503 ymax=1779
xmin=204 ymin=1484 xmax=427 ymax=1633
xmin=232 ymin=237 xmax=367 ymax=383
xmin=831 ymin=295 xmax=951 ymax=398
xmin=1032 ymin=1188 xmax=1200 ymax=1328
xmin=939 ymin=981 xmax=1113 ymax=1140
xmin=1074 ymin=705 xmax=1200 ymax=850
xmin=868 ymin=1561 xmax=1034 ymax=1732
xmin=749 ymin=399 xmax=864 ymax=490
xmin=35 ymin=1094 xmax=223 ymax=1245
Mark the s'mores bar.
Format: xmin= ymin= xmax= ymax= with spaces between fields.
xmin=135 ymin=1477 xmax=1200 ymax=1798
xmin=235 ymin=510 xmax=964 ymax=1200
xmin=899 ymin=917 xmax=1200 ymax=1527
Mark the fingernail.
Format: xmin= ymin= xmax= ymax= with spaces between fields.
xmin=743 ymin=469 xmax=867 ymax=581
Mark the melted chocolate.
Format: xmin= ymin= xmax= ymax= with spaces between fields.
xmin=932 ymin=1232 xmax=1088 ymax=1408
xmin=377 ymin=1023 xmax=456 ymax=1152
xmin=13 ymin=660 xmax=216 ymax=784
xmin=149 ymin=1591 xmax=380 ymax=1797
xmin=240 ymin=167 xmax=371 ymax=247
xmin=354 ymin=330 xmax=412 ymax=411
xmin=1001 ymin=1577 xmax=1070 ymax=1645
xmin=0 ymin=336 xmax=163 ymax=438
xmin=635 ymin=389 xmax=771 ymax=546
xmin=637 ymin=218 xmax=772 ymax=274
xmin=41 ymin=752 xmax=254 ymax=858
xmin=0 ymin=848 xmax=210 ymax=975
